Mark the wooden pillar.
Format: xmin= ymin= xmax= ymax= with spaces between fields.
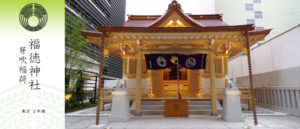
xmin=198 ymin=70 xmax=203 ymax=95
xmin=221 ymin=56 xmax=225 ymax=74
xmin=123 ymin=58 xmax=127 ymax=75
xmin=149 ymin=70 xmax=153 ymax=95
xmin=209 ymin=51 xmax=218 ymax=115
xmin=245 ymin=31 xmax=258 ymax=125
xmin=126 ymin=58 xmax=130 ymax=88
xmin=151 ymin=70 xmax=161 ymax=95
xmin=220 ymin=56 xmax=226 ymax=88
xmin=190 ymin=70 xmax=200 ymax=95
xmin=122 ymin=57 xmax=127 ymax=88
xmin=224 ymin=56 xmax=229 ymax=74
xmin=96 ymin=32 xmax=106 ymax=125
xmin=135 ymin=40 xmax=142 ymax=115
xmin=223 ymin=56 xmax=229 ymax=88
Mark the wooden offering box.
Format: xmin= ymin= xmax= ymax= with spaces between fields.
xmin=164 ymin=99 xmax=188 ymax=117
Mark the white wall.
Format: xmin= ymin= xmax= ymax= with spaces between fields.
xmin=270 ymin=27 xmax=300 ymax=70
xmin=104 ymin=80 xmax=118 ymax=88
xmin=202 ymin=78 xmax=225 ymax=94
xmin=127 ymin=78 xmax=151 ymax=94
xmin=229 ymin=25 xmax=300 ymax=79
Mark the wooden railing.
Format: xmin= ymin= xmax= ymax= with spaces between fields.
xmin=100 ymin=88 xmax=149 ymax=101
xmin=101 ymin=88 xmax=114 ymax=99
xmin=238 ymin=87 xmax=253 ymax=110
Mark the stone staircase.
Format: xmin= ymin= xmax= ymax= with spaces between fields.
xmin=130 ymin=99 xmax=222 ymax=115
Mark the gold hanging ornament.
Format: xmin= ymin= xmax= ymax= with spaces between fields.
xmin=103 ymin=49 xmax=109 ymax=58
xmin=242 ymin=48 xmax=248 ymax=56
xmin=170 ymin=56 xmax=179 ymax=64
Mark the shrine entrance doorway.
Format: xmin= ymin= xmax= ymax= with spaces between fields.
xmin=161 ymin=67 xmax=191 ymax=94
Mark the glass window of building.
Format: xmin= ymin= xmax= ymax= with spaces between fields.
xmin=253 ymin=0 xmax=261 ymax=3
xmin=245 ymin=3 xmax=253 ymax=11
xmin=254 ymin=11 xmax=263 ymax=19
xmin=255 ymin=27 xmax=264 ymax=30
xmin=246 ymin=19 xmax=255 ymax=25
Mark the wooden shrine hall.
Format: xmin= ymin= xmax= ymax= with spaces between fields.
xmin=80 ymin=0 xmax=271 ymax=117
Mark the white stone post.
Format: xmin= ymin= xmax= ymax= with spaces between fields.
xmin=109 ymin=89 xmax=132 ymax=122
xmin=222 ymin=89 xmax=244 ymax=122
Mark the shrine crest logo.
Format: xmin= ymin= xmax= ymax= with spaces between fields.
xmin=19 ymin=3 xmax=48 ymax=32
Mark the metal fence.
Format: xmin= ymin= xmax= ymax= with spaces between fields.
xmin=82 ymin=71 xmax=98 ymax=103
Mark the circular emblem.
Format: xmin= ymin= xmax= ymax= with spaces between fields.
xmin=185 ymin=57 xmax=196 ymax=68
xmin=156 ymin=56 xmax=167 ymax=67
xmin=19 ymin=3 xmax=48 ymax=32
xmin=173 ymin=104 xmax=180 ymax=111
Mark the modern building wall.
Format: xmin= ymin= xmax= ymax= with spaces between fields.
xmin=65 ymin=0 xmax=125 ymax=79
xmin=215 ymin=0 xmax=300 ymax=41
xmin=228 ymin=25 xmax=300 ymax=115
xmin=66 ymin=0 xmax=126 ymax=27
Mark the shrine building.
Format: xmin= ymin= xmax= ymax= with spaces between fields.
xmin=80 ymin=0 xmax=271 ymax=116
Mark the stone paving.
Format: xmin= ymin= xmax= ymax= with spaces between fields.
xmin=66 ymin=107 xmax=300 ymax=129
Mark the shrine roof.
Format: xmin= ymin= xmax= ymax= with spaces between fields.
xmin=96 ymin=25 xmax=255 ymax=33
xmin=249 ymin=29 xmax=272 ymax=35
xmin=80 ymin=30 xmax=106 ymax=38
xmin=79 ymin=0 xmax=272 ymax=59
xmin=81 ymin=0 xmax=271 ymax=39
xmin=122 ymin=0 xmax=228 ymax=28
xmin=124 ymin=14 xmax=227 ymax=27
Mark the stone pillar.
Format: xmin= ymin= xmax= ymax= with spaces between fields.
xmin=135 ymin=41 xmax=142 ymax=115
xmin=110 ymin=89 xmax=132 ymax=122
xmin=210 ymin=51 xmax=218 ymax=115
xmin=222 ymin=89 xmax=244 ymax=122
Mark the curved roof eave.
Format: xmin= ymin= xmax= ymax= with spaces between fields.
xmin=96 ymin=24 xmax=255 ymax=33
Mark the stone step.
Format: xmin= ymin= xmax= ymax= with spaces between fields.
xmin=189 ymin=109 xmax=212 ymax=115
xmin=140 ymin=109 xmax=214 ymax=115
xmin=141 ymin=104 xmax=211 ymax=110
xmin=189 ymin=105 xmax=211 ymax=109
xmin=131 ymin=100 xmax=222 ymax=115
xmin=188 ymin=101 xmax=211 ymax=105
xmin=142 ymin=101 xmax=164 ymax=105
xmin=141 ymin=109 xmax=164 ymax=115
xmin=142 ymin=105 xmax=164 ymax=110
xmin=141 ymin=100 xmax=211 ymax=105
